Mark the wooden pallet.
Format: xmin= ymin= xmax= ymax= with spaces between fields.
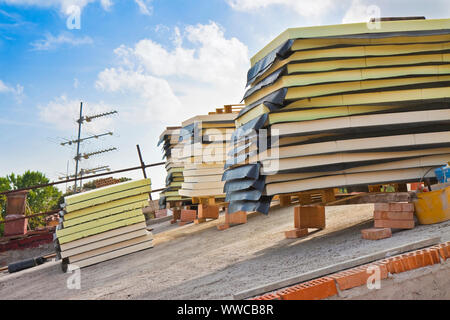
xmin=190 ymin=196 xmax=228 ymax=224
xmin=208 ymin=104 xmax=244 ymax=115
xmin=275 ymin=188 xmax=337 ymax=207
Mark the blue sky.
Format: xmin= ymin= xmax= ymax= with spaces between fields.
xmin=0 ymin=0 xmax=449 ymax=193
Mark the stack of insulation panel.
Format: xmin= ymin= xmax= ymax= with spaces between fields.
xmin=55 ymin=179 xmax=153 ymax=271
xmin=178 ymin=112 xmax=237 ymax=199
xmin=223 ymin=18 xmax=450 ymax=214
xmin=158 ymin=127 xmax=188 ymax=207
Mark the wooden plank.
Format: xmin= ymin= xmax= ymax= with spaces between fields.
xmin=285 ymin=86 xmax=450 ymax=110
xmin=246 ymin=73 xmax=450 ymax=106
xmin=262 ymin=147 xmax=450 ymax=174
xmin=58 ymin=215 xmax=145 ymax=245
xmin=64 ymin=194 xmax=149 ymax=221
xmin=61 ymin=229 xmax=148 ymax=258
xmin=63 ymin=198 xmax=149 ymax=227
xmin=65 ymin=179 xmax=151 ymax=205
xmin=251 ymin=18 xmax=450 ymax=65
xmin=265 ymin=167 xmax=436 ymax=196
xmin=264 ymin=154 xmax=450 ymax=184
xmin=59 ymin=222 xmax=147 ymax=251
xmin=57 ymin=208 xmax=144 ymax=238
xmin=65 ymin=185 xmax=151 ymax=212
xmin=65 ymin=240 xmax=153 ymax=271
xmin=68 ymin=233 xmax=153 ymax=263
xmin=271 ymin=109 xmax=450 ymax=137
xmin=233 ymin=237 xmax=441 ymax=300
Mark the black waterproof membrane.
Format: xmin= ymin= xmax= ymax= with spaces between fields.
xmin=247 ymin=39 xmax=294 ymax=87
xmin=231 ymin=114 xmax=268 ymax=140
xmin=243 ymin=67 xmax=286 ymax=100
xmin=225 ymin=189 xmax=263 ymax=202
xmin=238 ymin=88 xmax=287 ymax=118
xmin=227 ymin=196 xmax=273 ymax=215
xmin=222 ymin=163 xmax=261 ymax=181
xmin=223 ymin=176 xmax=266 ymax=193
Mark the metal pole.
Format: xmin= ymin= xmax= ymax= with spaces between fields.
xmin=136 ymin=144 xmax=152 ymax=201
xmin=0 ymin=162 xmax=165 ymax=195
xmin=65 ymin=160 xmax=69 ymax=193
xmin=74 ymin=102 xmax=83 ymax=192
xmin=136 ymin=145 xmax=147 ymax=179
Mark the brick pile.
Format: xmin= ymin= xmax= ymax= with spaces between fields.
xmin=251 ymin=241 xmax=450 ymax=300
xmin=361 ymin=202 xmax=415 ymax=240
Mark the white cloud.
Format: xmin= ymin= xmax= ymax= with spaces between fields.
xmin=0 ymin=79 xmax=24 ymax=101
xmin=134 ymin=0 xmax=152 ymax=15
xmin=226 ymin=0 xmax=336 ymax=19
xmin=31 ymin=33 xmax=93 ymax=50
xmin=38 ymin=95 xmax=115 ymax=134
xmin=95 ymin=22 xmax=249 ymax=125
xmin=342 ymin=0 xmax=375 ymax=24
xmin=0 ymin=0 xmax=112 ymax=15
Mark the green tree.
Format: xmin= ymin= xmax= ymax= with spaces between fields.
xmin=0 ymin=171 xmax=62 ymax=233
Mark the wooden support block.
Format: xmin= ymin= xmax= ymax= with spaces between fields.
xmin=361 ymin=228 xmax=392 ymax=240
xmin=285 ymin=228 xmax=309 ymax=239
xmin=280 ymin=195 xmax=291 ymax=207
xmin=368 ymin=185 xmax=382 ymax=193
xmin=171 ymin=209 xmax=181 ymax=224
xmin=217 ymin=224 xmax=230 ymax=231
xmin=321 ymin=188 xmax=336 ymax=203
xmin=155 ymin=209 xmax=168 ymax=218
xmin=294 ymin=206 xmax=325 ymax=229
xmin=194 ymin=218 xmax=207 ymax=225
xmin=198 ymin=204 xmax=219 ymax=219
xmin=298 ymin=193 xmax=313 ymax=205
xmin=225 ymin=210 xmax=247 ymax=226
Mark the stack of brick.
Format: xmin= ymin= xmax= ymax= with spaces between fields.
xmin=217 ymin=210 xmax=247 ymax=230
xmin=250 ymin=241 xmax=450 ymax=300
xmin=285 ymin=206 xmax=325 ymax=239
xmin=178 ymin=208 xmax=197 ymax=226
xmin=361 ymin=202 xmax=415 ymax=240
xmin=93 ymin=177 xmax=121 ymax=189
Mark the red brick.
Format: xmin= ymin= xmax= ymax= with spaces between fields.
xmin=374 ymin=219 xmax=415 ymax=229
xmin=285 ymin=228 xmax=309 ymax=239
xmin=389 ymin=203 xmax=404 ymax=211
xmin=294 ymin=206 xmax=325 ymax=229
xmin=330 ymin=264 xmax=388 ymax=291
xmin=251 ymin=293 xmax=281 ymax=300
xmin=431 ymin=243 xmax=450 ymax=261
xmin=374 ymin=203 xmax=390 ymax=211
xmin=373 ymin=211 xmax=414 ymax=220
xmin=217 ymin=224 xmax=230 ymax=231
xmin=198 ymin=204 xmax=219 ymax=219
xmin=180 ymin=209 xmax=197 ymax=222
xmin=361 ymin=228 xmax=392 ymax=240
xmin=4 ymin=215 xmax=28 ymax=237
xmin=225 ymin=210 xmax=247 ymax=225
xmin=277 ymin=277 xmax=337 ymax=300
xmin=155 ymin=209 xmax=168 ymax=218
xmin=401 ymin=203 xmax=415 ymax=212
